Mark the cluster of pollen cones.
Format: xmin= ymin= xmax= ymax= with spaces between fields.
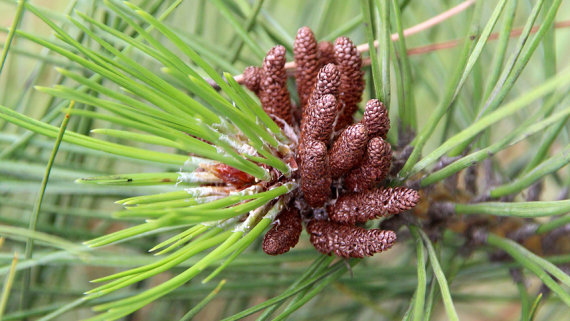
xmin=241 ymin=27 xmax=420 ymax=258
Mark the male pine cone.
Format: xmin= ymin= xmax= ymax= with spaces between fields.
xmin=241 ymin=26 xmax=420 ymax=258
xmin=307 ymin=220 xmax=397 ymax=258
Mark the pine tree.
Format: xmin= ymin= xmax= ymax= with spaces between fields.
xmin=0 ymin=1 xmax=569 ymax=320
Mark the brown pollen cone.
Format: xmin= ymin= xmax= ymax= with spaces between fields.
xmin=262 ymin=207 xmax=302 ymax=255
xmin=301 ymin=94 xmax=338 ymax=144
xmin=362 ymin=99 xmax=390 ymax=139
xmin=334 ymin=36 xmax=364 ymax=131
xmin=345 ymin=137 xmax=392 ymax=192
xmin=294 ymin=27 xmax=319 ymax=110
xmin=300 ymin=139 xmax=331 ymax=208
xmin=329 ymin=187 xmax=420 ymax=225
xmin=317 ymin=41 xmax=335 ymax=67
xmin=307 ymin=220 xmax=396 ymax=258
xmin=328 ymin=123 xmax=368 ymax=179
xmin=306 ymin=63 xmax=341 ymax=109
xmin=243 ymin=66 xmax=262 ymax=94
xmin=259 ymin=46 xmax=293 ymax=125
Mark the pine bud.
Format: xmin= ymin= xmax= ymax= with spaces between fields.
xmin=207 ymin=163 xmax=255 ymax=189
xmin=301 ymin=94 xmax=338 ymax=144
xmin=317 ymin=41 xmax=335 ymax=68
xmin=259 ymin=46 xmax=293 ymax=125
xmin=300 ymin=139 xmax=331 ymax=207
xmin=345 ymin=137 xmax=391 ymax=192
xmin=328 ymin=123 xmax=368 ymax=179
xmin=262 ymin=207 xmax=302 ymax=255
xmin=329 ymin=187 xmax=420 ymax=225
xmin=333 ymin=37 xmax=364 ymax=131
xmin=362 ymin=99 xmax=390 ymax=139
xmin=307 ymin=63 xmax=341 ymax=109
xmin=294 ymin=27 xmax=320 ymax=110
xmin=243 ymin=66 xmax=262 ymax=94
xmin=307 ymin=220 xmax=396 ymax=258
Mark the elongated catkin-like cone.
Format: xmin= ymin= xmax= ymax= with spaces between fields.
xmin=301 ymin=94 xmax=338 ymax=144
xmin=317 ymin=41 xmax=335 ymax=67
xmin=243 ymin=66 xmax=262 ymax=94
xmin=306 ymin=63 xmax=341 ymax=110
xmin=259 ymin=46 xmax=293 ymax=125
xmin=262 ymin=207 xmax=302 ymax=255
xmin=334 ymin=37 xmax=364 ymax=131
xmin=294 ymin=27 xmax=320 ymax=110
xmin=345 ymin=137 xmax=391 ymax=192
xmin=329 ymin=187 xmax=420 ymax=225
xmin=362 ymin=99 xmax=390 ymax=139
xmin=328 ymin=123 xmax=368 ymax=179
xmin=298 ymin=95 xmax=336 ymax=163
xmin=300 ymin=139 xmax=331 ymax=207
xmin=307 ymin=220 xmax=396 ymax=258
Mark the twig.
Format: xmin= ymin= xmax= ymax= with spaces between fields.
xmin=233 ymin=4 xmax=570 ymax=86
xmin=402 ymin=20 xmax=570 ymax=56
xmin=233 ymin=0 xmax=476 ymax=83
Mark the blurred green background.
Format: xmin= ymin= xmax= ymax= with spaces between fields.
xmin=0 ymin=0 xmax=569 ymax=320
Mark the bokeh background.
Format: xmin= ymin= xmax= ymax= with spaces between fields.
xmin=1 ymin=0 xmax=569 ymax=320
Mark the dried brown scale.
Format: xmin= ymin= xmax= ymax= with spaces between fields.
xmin=300 ymin=139 xmax=331 ymax=208
xmin=345 ymin=137 xmax=392 ymax=192
xmin=262 ymin=207 xmax=302 ymax=255
xmin=317 ymin=41 xmax=335 ymax=68
xmin=294 ymin=27 xmax=320 ymax=110
xmin=301 ymin=94 xmax=338 ymax=144
xmin=329 ymin=187 xmax=420 ymax=225
xmin=334 ymin=37 xmax=364 ymax=131
xmin=328 ymin=123 xmax=368 ymax=179
xmin=259 ymin=46 xmax=293 ymax=125
xmin=362 ymin=99 xmax=390 ymax=139
xmin=307 ymin=220 xmax=396 ymax=258
xmin=243 ymin=66 xmax=262 ymax=94
xmin=208 ymin=163 xmax=256 ymax=189
xmin=306 ymin=63 xmax=341 ymax=110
